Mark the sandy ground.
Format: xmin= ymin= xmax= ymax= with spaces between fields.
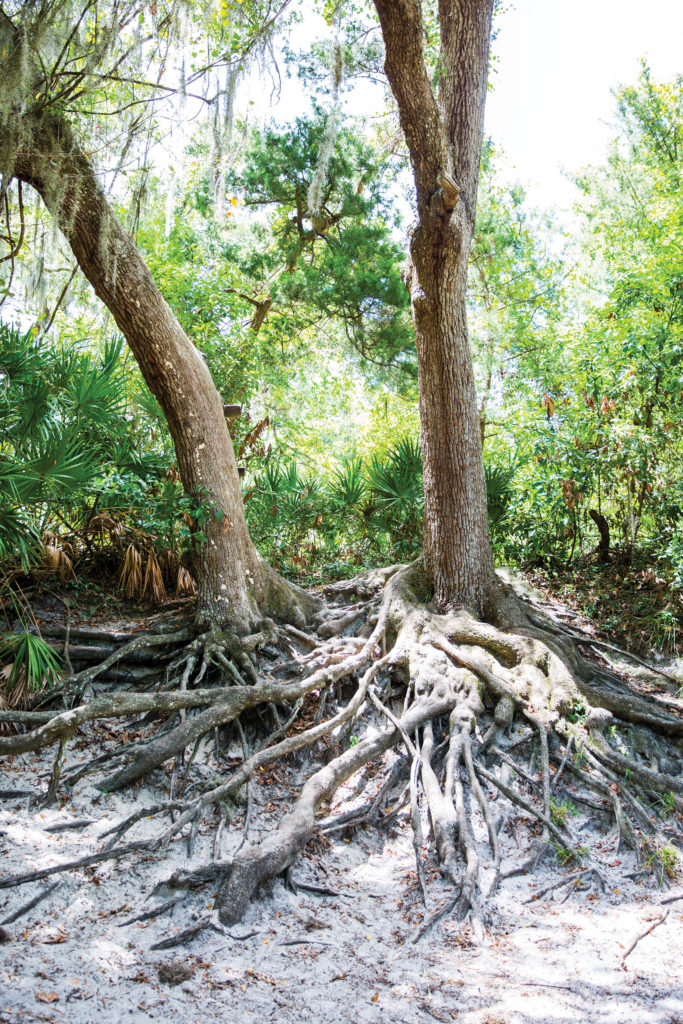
xmin=1 ymin=729 xmax=682 ymax=1024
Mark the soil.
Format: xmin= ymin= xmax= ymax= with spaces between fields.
xmin=523 ymin=554 xmax=683 ymax=661
xmin=1 ymin=726 xmax=681 ymax=1024
xmin=1 ymin=577 xmax=682 ymax=1024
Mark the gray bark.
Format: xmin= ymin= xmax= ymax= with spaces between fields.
xmin=373 ymin=0 xmax=496 ymax=614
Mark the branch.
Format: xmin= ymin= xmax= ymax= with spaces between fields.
xmin=372 ymin=0 xmax=448 ymax=216
xmin=438 ymin=0 xmax=495 ymax=213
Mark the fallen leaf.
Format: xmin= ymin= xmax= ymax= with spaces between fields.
xmin=35 ymin=991 xmax=59 ymax=1003
xmin=372 ymin=993 xmax=379 ymax=1003
xmin=41 ymin=926 xmax=69 ymax=944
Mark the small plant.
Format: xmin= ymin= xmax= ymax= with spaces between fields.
xmin=0 ymin=630 xmax=62 ymax=693
xmin=551 ymin=842 xmax=574 ymax=866
xmin=567 ymin=700 xmax=587 ymax=724
xmin=550 ymin=797 xmax=577 ymax=827
xmin=659 ymin=791 xmax=676 ymax=818
xmin=658 ymin=843 xmax=680 ymax=879
xmin=573 ymin=746 xmax=587 ymax=769
xmin=349 ymin=734 xmax=360 ymax=747
xmin=649 ymin=790 xmax=676 ymax=818
xmin=644 ymin=837 xmax=681 ymax=881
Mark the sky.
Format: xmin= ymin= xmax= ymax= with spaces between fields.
xmin=484 ymin=0 xmax=683 ymax=214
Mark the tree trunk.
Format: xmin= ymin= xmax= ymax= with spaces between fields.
xmin=7 ymin=109 xmax=316 ymax=632
xmin=373 ymin=0 xmax=496 ymax=615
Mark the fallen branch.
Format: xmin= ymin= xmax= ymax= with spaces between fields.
xmin=150 ymin=914 xmax=218 ymax=950
xmin=0 ymin=839 xmax=154 ymax=890
xmin=0 ymin=881 xmax=62 ymax=924
xmin=621 ymin=908 xmax=669 ymax=964
xmin=117 ymin=895 xmax=187 ymax=927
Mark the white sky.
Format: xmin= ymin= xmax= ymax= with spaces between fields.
xmin=484 ymin=0 xmax=683 ymax=215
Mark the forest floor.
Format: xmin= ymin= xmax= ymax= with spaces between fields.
xmin=0 ymin=576 xmax=682 ymax=1024
xmin=523 ymin=553 xmax=683 ymax=660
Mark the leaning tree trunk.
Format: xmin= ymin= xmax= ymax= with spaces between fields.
xmin=6 ymin=109 xmax=315 ymax=633
xmin=374 ymin=0 xmax=495 ymax=615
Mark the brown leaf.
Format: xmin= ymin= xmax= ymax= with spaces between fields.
xmin=35 ymin=991 xmax=59 ymax=1003
xmin=41 ymin=926 xmax=69 ymax=944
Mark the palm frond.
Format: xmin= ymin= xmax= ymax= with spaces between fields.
xmin=176 ymin=566 xmax=197 ymax=597
xmin=142 ymin=550 xmax=167 ymax=604
xmin=23 ymin=438 xmax=98 ymax=494
xmin=119 ymin=544 xmax=143 ymax=598
xmin=388 ymin=436 xmax=422 ymax=477
xmin=0 ymin=631 xmax=62 ymax=691
xmin=485 ymin=461 xmax=516 ymax=530
xmin=0 ymin=502 xmax=41 ymax=568
xmin=332 ymin=458 xmax=366 ymax=509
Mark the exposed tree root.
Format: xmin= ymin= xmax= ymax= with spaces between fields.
xmin=1 ymin=564 xmax=681 ymax=941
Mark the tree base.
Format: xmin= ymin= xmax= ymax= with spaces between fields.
xmin=0 ymin=564 xmax=681 ymax=939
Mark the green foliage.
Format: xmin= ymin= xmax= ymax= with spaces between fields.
xmin=0 ymin=323 xmax=106 ymax=568
xmin=478 ymin=70 xmax=683 ymax=592
xmin=549 ymin=798 xmax=578 ymax=827
xmin=226 ymin=115 xmax=414 ymax=376
xmin=652 ymin=790 xmax=676 ymax=819
xmin=0 ymin=319 xmax=196 ymax=598
xmin=0 ymin=629 xmax=62 ymax=691
xmin=550 ymin=843 xmax=575 ymax=866
xmin=244 ymin=440 xmax=423 ymax=579
xmin=245 ymin=437 xmax=516 ymax=581
xmin=644 ymin=837 xmax=680 ymax=881
xmin=567 ymin=700 xmax=587 ymax=724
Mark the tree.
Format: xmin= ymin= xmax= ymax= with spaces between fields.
xmin=210 ymin=4 xmax=680 ymax=926
xmin=372 ymin=0 xmax=495 ymax=614
xmin=227 ymin=115 xmax=414 ymax=373
xmin=494 ymin=69 xmax=683 ymax=573
xmin=0 ymin=1 xmax=317 ymax=634
xmin=1 ymin=4 xmax=680 ymax=936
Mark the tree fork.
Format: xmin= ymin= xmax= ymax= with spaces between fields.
xmin=373 ymin=0 xmax=497 ymax=615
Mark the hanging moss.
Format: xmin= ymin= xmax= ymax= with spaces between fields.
xmin=307 ymin=31 xmax=345 ymax=218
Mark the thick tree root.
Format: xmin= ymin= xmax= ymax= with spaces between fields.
xmin=214 ymin=566 xmax=682 ymax=927
xmin=1 ymin=564 xmax=681 ymax=939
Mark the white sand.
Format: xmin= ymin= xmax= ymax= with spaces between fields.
xmin=1 ymin=734 xmax=681 ymax=1024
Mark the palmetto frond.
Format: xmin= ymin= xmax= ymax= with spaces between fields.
xmin=331 ymin=458 xmax=366 ymax=510
xmin=366 ymin=437 xmax=423 ymax=510
xmin=0 ymin=503 xmax=41 ymax=568
xmin=65 ymin=344 xmax=127 ymax=425
xmin=22 ymin=439 xmax=98 ymax=495
xmin=485 ymin=461 xmax=516 ymax=530
xmin=0 ymin=630 xmax=62 ymax=692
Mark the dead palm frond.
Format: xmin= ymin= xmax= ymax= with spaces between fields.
xmin=43 ymin=542 xmax=74 ymax=580
xmin=142 ymin=550 xmax=167 ymax=604
xmin=119 ymin=544 xmax=142 ymax=599
xmin=88 ymin=512 xmax=124 ymax=546
xmin=158 ymin=548 xmax=179 ymax=587
xmin=176 ymin=566 xmax=196 ymax=598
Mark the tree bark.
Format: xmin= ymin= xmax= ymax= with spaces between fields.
xmin=6 ymin=109 xmax=316 ymax=632
xmin=373 ymin=0 xmax=495 ymax=615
